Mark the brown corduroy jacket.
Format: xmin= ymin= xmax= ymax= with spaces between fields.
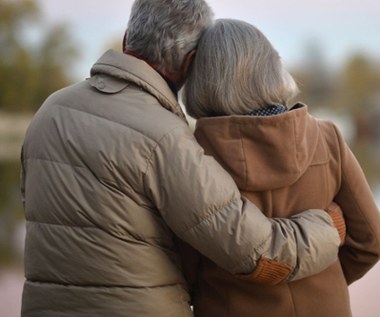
xmin=183 ymin=104 xmax=380 ymax=317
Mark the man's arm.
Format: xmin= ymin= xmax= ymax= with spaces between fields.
xmin=144 ymin=126 xmax=341 ymax=283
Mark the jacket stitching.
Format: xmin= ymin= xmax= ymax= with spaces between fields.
xmin=53 ymin=103 xmax=158 ymax=143
xmin=26 ymin=220 xmax=96 ymax=229
xmin=25 ymin=279 xmax=183 ymax=289
xmin=292 ymin=116 xmax=300 ymax=174
xmin=24 ymin=156 xmax=85 ymax=170
xmin=181 ymin=195 xmax=238 ymax=236
xmin=230 ymin=230 xmax=272 ymax=273
xmin=237 ymin=122 xmax=249 ymax=190
xmin=331 ymin=124 xmax=342 ymax=190
xmin=23 ymin=157 xmax=140 ymax=201
xmin=143 ymin=125 xmax=190 ymax=179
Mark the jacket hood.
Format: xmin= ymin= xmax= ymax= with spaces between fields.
xmin=194 ymin=104 xmax=329 ymax=191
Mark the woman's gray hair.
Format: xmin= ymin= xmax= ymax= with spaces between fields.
xmin=125 ymin=0 xmax=213 ymax=74
xmin=183 ymin=19 xmax=299 ymax=118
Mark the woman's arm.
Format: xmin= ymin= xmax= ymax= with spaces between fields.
xmin=332 ymin=125 xmax=380 ymax=285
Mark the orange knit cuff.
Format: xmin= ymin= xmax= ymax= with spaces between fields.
xmin=238 ymin=257 xmax=292 ymax=285
xmin=327 ymin=202 xmax=346 ymax=246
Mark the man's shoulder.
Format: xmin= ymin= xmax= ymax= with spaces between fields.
xmin=139 ymin=105 xmax=192 ymax=143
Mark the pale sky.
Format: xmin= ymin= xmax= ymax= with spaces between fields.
xmin=35 ymin=0 xmax=380 ymax=80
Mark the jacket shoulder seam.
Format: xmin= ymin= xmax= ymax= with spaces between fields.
xmin=181 ymin=195 xmax=238 ymax=235
xmin=54 ymin=103 xmax=158 ymax=143
xmin=143 ymin=125 xmax=189 ymax=176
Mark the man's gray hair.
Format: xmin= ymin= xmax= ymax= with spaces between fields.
xmin=125 ymin=0 xmax=213 ymax=74
xmin=183 ymin=19 xmax=299 ymax=118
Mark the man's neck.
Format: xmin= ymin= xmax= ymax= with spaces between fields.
xmin=124 ymin=50 xmax=178 ymax=97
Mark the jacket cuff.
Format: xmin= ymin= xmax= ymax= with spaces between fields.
xmin=326 ymin=202 xmax=346 ymax=246
xmin=238 ymin=257 xmax=292 ymax=285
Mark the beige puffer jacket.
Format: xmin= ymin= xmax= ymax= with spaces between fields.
xmin=21 ymin=50 xmax=342 ymax=317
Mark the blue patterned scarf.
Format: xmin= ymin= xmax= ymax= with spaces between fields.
xmin=247 ymin=105 xmax=287 ymax=116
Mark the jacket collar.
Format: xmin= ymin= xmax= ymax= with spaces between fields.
xmin=89 ymin=49 xmax=187 ymax=123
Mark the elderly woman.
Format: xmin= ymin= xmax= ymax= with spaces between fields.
xmin=182 ymin=19 xmax=380 ymax=317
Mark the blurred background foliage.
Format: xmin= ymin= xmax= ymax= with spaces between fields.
xmin=0 ymin=0 xmax=78 ymax=112
xmin=0 ymin=0 xmax=380 ymax=267
xmin=0 ymin=0 xmax=78 ymax=265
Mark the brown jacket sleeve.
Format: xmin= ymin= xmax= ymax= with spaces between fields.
xmin=332 ymin=125 xmax=380 ymax=285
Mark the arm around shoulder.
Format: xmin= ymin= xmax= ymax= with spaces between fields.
xmin=144 ymin=126 xmax=343 ymax=284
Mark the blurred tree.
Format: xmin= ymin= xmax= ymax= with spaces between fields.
xmin=0 ymin=161 xmax=23 ymax=264
xmin=0 ymin=0 xmax=78 ymax=112
xmin=337 ymin=54 xmax=380 ymax=184
xmin=338 ymin=55 xmax=377 ymax=144
xmin=292 ymin=40 xmax=335 ymax=109
xmin=340 ymin=55 xmax=375 ymax=111
xmin=0 ymin=0 xmax=78 ymax=265
xmin=32 ymin=24 xmax=78 ymax=107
